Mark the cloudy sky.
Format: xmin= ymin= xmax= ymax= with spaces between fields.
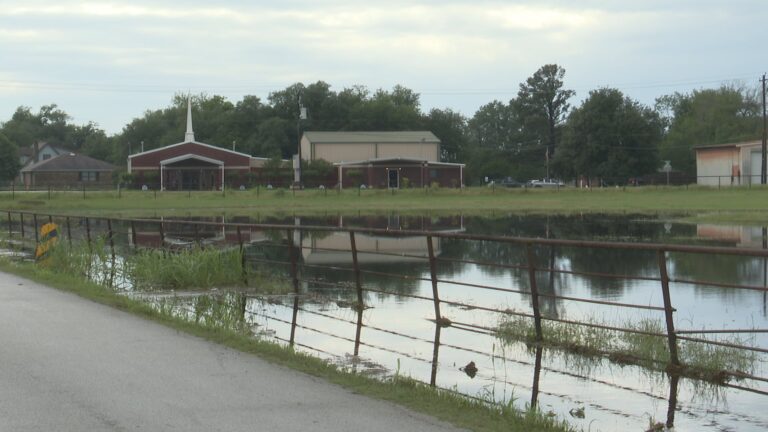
xmin=1 ymin=0 xmax=766 ymax=134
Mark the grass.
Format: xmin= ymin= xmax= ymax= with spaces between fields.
xmin=0 ymin=254 xmax=574 ymax=432
xmin=497 ymin=315 xmax=758 ymax=383
xmin=4 ymin=186 xmax=768 ymax=223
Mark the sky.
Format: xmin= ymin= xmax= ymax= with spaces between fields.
xmin=1 ymin=0 xmax=766 ymax=135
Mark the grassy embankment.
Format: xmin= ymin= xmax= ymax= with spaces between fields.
xmin=497 ymin=315 xmax=758 ymax=383
xmin=3 ymin=185 xmax=768 ymax=223
xmin=0 ymin=237 xmax=573 ymax=432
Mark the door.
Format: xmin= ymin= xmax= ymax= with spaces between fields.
xmin=388 ymin=169 xmax=399 ymax=189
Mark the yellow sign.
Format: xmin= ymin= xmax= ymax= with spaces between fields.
xmin=35 ymin=222 xmax=59 ymax=261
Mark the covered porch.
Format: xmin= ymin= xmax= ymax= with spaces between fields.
xmin=160 ymin=154 xmax=224 ymax=191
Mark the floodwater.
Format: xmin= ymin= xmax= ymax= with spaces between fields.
xmin=8 ymin=212 xmax=768 ymax=431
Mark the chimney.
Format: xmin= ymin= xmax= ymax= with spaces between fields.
xmin=33 ymin=141 xmax=40 ymax=162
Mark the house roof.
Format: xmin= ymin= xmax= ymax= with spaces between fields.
xmin=333 ymin=157 xmax=464 ymax=167
xmin=19 ymin=142 xmax=67 ymax=158
xmin=22 ymin=153 xmax=115 ymax=172
xmin=303 ymin=131 xmax=440 ymax=144
xmin=694 ymin=140 xmax=761 ymax=150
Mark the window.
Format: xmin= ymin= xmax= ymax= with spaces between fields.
xmin=43 ymin=154 xmax=51 ymax=160
xmin=79 ymin=171 xmax=99 ymax=181
xmin=429 ymin=169 xmax=438 ymax=179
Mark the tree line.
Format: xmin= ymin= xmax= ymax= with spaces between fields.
xmin=0 ymin=65 xmax=762 ymax=184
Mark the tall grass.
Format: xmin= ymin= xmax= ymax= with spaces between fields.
xmin=497 ymin=315 xmax=758 ymax=382
xmin=128 ymin=247 xmax=245 ymax=290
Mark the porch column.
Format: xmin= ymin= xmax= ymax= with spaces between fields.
xmin=221 ymin=164 xmax=225 ymax=190
xmin=460 ymin=165 xmax=464 ymax=188
xmin=160 ymin=165 xmax=164 ymax=190
xmin=338 ymin=165 xmax=343 ymax=190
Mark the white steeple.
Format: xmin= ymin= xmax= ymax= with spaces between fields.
xmin=184 ymin=96 xmax=195 ymax=142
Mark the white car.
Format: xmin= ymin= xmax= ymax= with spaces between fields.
xmin=527 ymin=179 xmax=565 ymax=188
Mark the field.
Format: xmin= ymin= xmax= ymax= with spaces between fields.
xmin=3 ymin=185 xmax=768 ymax=223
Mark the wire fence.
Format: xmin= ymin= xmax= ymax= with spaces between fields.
xmin=2 ymin=210 xmax=767 ymax=429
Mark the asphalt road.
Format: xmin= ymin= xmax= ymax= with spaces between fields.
xmin=0 ymin=271 xmax=466 ymax=432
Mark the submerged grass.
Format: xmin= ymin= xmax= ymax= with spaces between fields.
xmin=0 ymin=257 xmax=574 ymax=432
xmin=128 ymin=247 xmax=245 ymax=289
xmin=497 ymin=315 xmax=758 ymax=383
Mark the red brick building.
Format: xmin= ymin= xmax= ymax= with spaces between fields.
xmin=128 ymin=99 xmax=273 ymax=190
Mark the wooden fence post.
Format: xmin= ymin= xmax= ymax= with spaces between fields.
xmin=657 ymin=249 xmax=680 ymax=367
xmin=426 ymin=235 xmax=442 ymax=323
xmin=525 ymin=242 xmax=543 ymax=342
xmin=20 ymin=213 xmax=24 ymax=239
xmin=7 ymin=212 xmax=11 ymax=238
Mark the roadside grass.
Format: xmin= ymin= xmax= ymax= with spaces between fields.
xmin=497 ymin=315 xmax=758 ymax=383
xmin=4 ymin=186 xmax=768 ymax=222
xmin=0 ymin=255 xmax=574 ymax=432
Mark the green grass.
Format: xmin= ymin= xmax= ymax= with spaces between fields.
xmin=4 ymin=186 xmax=768 ymax=222
xmin=0 ymin=255 xmax=574 ymax=432
xmin=497 ymin=315 xmax=758 ymax=383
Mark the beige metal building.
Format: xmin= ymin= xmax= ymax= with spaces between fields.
xmin=299 ymin=131 xmax=464 ymax=188
xmin=301 ymin=131 xmax=440 ymax=163
xmin=695 ymin=140 xmax=763 ymax=186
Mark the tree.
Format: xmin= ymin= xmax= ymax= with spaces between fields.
xmin=516 ymin=64 xmax=575 ymax=162
xmin=0 ymin=133 xmax=20 ymax=183
xmin=555 ymin=88 xmax=662 ymax=183
xmin=425 ymin=108 xmax=468 ymax=163
xmin=656 ymin=85 xmax=761 ymax=175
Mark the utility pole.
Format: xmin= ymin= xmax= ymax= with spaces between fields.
xmin=295 ymin=89 xmax=306 ymax=188
xmin=762 ymin=73 xmax=767 ymax=184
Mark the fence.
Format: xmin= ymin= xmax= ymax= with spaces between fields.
xmin=2 ymin=210 xmax=767 ymax=428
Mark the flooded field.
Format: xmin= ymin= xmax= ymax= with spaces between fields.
xmin=3 ymin=212 xmax=768 ymax=431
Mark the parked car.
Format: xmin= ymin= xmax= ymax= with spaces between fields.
xmin=498 ymin=177 xmax=524 ymax=188
xmin=526 ymin=179 xmax=565 ymax=188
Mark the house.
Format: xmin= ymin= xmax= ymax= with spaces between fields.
xmin=300 ymin=131 xmax=464 ymax=188
xmin=20 ymin=152 xmax=115 ymax=189
xmin=128 ymin=99 xmax=289 ymax=190
xmin=19 ymin=142 xmax=67 ymax=167
xmin=695 ymin=140 xmax=763 ymax=186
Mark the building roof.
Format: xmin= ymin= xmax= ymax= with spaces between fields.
xmin=333 ymin=157 xmax=464 ymax=167
xmin=303 ymin=131 xmax=440 ymax=144
xmin=694 ymin=140 xmax=761 ymax=150
xmin=22 ymin=153 xmax=115 ymax=172
xmin=128 ymin=140 xmax=254 ymax=160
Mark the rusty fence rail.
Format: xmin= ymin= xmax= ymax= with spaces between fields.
xmin=3 ymin=210 xmax=768 ymax=365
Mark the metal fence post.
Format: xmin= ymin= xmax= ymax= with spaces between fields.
xmin=349 ymin=231 xmax=364 ymax=355
xmin=32 ymin=213 xmax=39 ymax=245
xmin=85 ymin=217 xmax=92 ymax=253
xmin=426 ymin=235 xmax=442 ymax=323
xmin=236 ymin=225 xmax=247 ymax=284
xmin=107 ymin=218 xmax=115 ymax=262
xmin=158 ymin=221 xmax=165 ymax=248
xmin=7 ymin=211 xmax=11 ymax=238
xmin=525 ymin=242 xmax=543 ymax=342
xmin=66 ymin=217 xmax=72 ymax=248
xmin=130 ymin=220 xmax=137 ymax=250
xmin=287 ymin=229 xmax=300 ymax=346
xmin=20 ymin=213 xmax=24 ymax=239
xmin=657 ymin=249 xmax=680 ymax=367
xmin=430 ymin=322 xmax=442 ymax=387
